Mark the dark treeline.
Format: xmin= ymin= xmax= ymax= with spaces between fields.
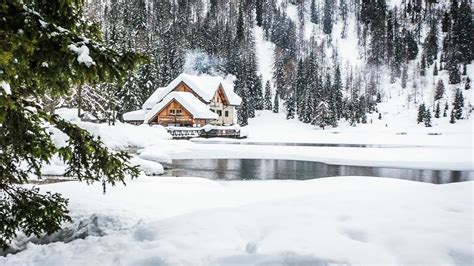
xmin=78 ymin=0 xmax=473 ymax=127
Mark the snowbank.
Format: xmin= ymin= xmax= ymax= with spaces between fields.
xmin=2 ymin=177 xmax=472 ymax=265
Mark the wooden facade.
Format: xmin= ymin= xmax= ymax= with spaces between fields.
xmin=148 ymin=99 xmax=213 ymax=127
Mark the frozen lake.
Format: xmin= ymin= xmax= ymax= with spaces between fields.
xmin=165 ymin=159 xmax=474 ymax=184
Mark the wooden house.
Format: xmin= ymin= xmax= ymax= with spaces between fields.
xmin=123 ymin=74 xmax=241 ymax=127
xmin=144 ymin=92 xmax=218 ymax=127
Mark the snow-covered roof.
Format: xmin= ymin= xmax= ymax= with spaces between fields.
xmin=123 ymin=109 xmax=147 ymax=122
xmin=144 ymin=92 xmax=218 ymax=122
xmin=142 ymin=74 xmax=242 ymax=110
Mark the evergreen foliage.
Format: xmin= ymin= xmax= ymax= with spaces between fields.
xmin=263 ymin=81 xmax=272 ymax=110
xmin=453 ymin=88 xmax=464 ymax=119
xmin=434 ymin=80 xmax=445 ymax=101
xmin=0 ymin=0 xmax=144 ymax=249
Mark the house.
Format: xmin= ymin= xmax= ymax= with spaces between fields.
xmin=144 ymin=92 xmax=218 ymax=127
xmin=123 ymin=74 xmax=242 ymax=127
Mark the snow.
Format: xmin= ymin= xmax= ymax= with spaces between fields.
xmin=55 ymin=108 xmax=81 ymax=122
xmin=142 ymin=73 xmax=241 ymax=110
xmin=1 ymin=81 xmax=12 ymax=95
xmin=144 ymin=91 xmax=219 ymax=122
xmin=2 ymin=177 xmax=472 ymax=265
xmin=129 ymin=157 xmax=164 ymax=176
xmin=122 ymin=109 xmax=146 ymax=122
xmin=68 ymin=44 xmax=95 ymax=68
xmin=254 ymin=26 xmax=275 ymax=85
xmin=76 ymin=122 xmax=171 ymax=150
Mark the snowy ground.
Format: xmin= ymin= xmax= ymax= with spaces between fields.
xmin=2 ymin=177 xmax=472 ymax=265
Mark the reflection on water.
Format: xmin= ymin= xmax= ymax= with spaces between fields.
xmin=165 ymin=159 xmax=474 ymax=184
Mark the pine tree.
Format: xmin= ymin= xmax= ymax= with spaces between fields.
xmin=465 ymin=77 xmax=471 ymax=90
xmin=313 ymin=101 xmax=330 ymax=129
xmin=323 ymin=0 xmax=333 ymax=34
xmin=0 ymin=0 xmax=143 ymax=249
xmin=444 ymin=101 xmax=449 ymax=117
xmin=453 ymin=88 xmax=464 ymax=119
xmin=449 ymin=64 xmax=461 ymax=84
xmin=423 ymin=108 xmax=431 ymax=127
xmin=424 ymin=109 xmax=432 ymax=127
xmin=286 ymin=93 xmax=295 ymax=119
xmin=434 ymin=102 xmax=441 ymax=118
xmin=423 ymin=19 xmax=438 ymax=65
xmin=333 ymin=65 xmax=343 ymax=119
xmin=433 ymin=62 xmax=438 ymax=76
xmin=420 ymin=55 xmax=426 ymax=76
xmin=264 ymin=81 xmax=272 ymax=110
xmin=434 ymin=79 xmax=445 ymax=101
xmin=417 ymin=103 xmax=426 ymax=124
xmin=273 ymin=91 xmax=279 ymax=113
xmin=254 ymin=75 xmax=264 ymax=110
xmin=310 ymin=0 xmax=319 ymax=24
xmin=450 ymin=109 xmax=456 ymax=124
xmin=256 ymin=0 xmax=263 ymax=27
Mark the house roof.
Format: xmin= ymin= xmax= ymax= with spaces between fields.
xmin=142 ymin=74 xmax=242 ymax=110
xmin=123 ymin=109 xmax=147 ymax=122
xmin=144 ymin=92 xmax=219 ymax=122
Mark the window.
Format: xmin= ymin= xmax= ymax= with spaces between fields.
xmin=225 ymin=111 xmax=229 ymax=117
xmin=170 ymin=109 xmax=182 ymax=115
xmin=217 ymin=110 xmax=222 ymax=116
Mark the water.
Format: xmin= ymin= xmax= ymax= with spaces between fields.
xmin=165 ymin=159 xmax=474 ymax=184
xmin=191 ymin=140 xmax=423 ymax=148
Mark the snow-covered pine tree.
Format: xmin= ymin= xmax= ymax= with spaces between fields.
xmin=313 ymin=100 xmax=331 ymax=129
xmin=264 ymin=81 xmax=272 ymax=110
xmin=286 ymin=92 xmax=296 ymax=119
xmin=435 ymin=102 xmax=441 ymax=118
xmin=453 ymin=88 xmax=464 ymax=119
xmin=273 ymin=91 xmax=279 ymax=114
xmin=434 ymin=79 xmax=445 ymax=101
xmin=424 ymin=109 xmax=432 ymax=127
xmin=0 ymin=0 xmax=143 ymax=249
xmin=417 ymin=103 xmax=426 ymax=124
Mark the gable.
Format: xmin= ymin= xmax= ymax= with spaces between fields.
xmin=212 ymin=85 xmax=230 ymax=106
xmin=173 ymin=81 xmax=207 ymax=103
xmin=157 ymin=99 xmax=193 ymax=118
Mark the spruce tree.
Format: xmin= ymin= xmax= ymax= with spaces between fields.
xmin=256 ymin=0 xmax=263 ymax=27
xmin=273 ymin=91 xmax=279 ymax=113
xmin=424 ymin=109 xmax=432 ymax=127
xmin=286 ymin=93 xmax=295 ymax=119
xmin=450 ymin=109 xmax=456 ymax=124
xmin=322 ymin=0 xmax=333 ymax=34
xmin=444 ymin=101 xmax=449 ymax=117
xmin=434 ymin=80 xmax=445 ymax=101
xmin=465 ymin=77 xmax=471 ymax=90
xmin=433 ymin=62 xmax=438 ymax=76
xmin=449 ymin=64 xmax=461 ymax=84
xmin=313 ymin=101 xmax=330 ymax=129
xmin=434 ymin=102 xmax=441 ymax=118
xmin=417 ymin=104 xmax=426 ymax=124
xmin=310 ymin=0 xmax=319 ymax=24
xmin=0 ymin=0 xmax=144 ymax=249
xmin=263 ymin=81 xmax=272 ymax=110
xmin=453 ymin=88 xmax=464 ymax=119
